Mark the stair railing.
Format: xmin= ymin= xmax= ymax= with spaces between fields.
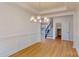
xmin=45 ymin=22 xmax=52 ymax=39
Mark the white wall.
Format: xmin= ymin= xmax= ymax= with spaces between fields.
xmin=53 ymin=15 xmax=73 ymax=41
xmin=0 ymin=3 xmax=41 ymax=56
xmin=73 ymin=6 xmax=79 ymax=55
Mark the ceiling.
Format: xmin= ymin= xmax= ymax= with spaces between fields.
xmin=26 ymin=2 xmax=65 ymax=11
xmin=16 ymin=2 xmax=78 ymax=15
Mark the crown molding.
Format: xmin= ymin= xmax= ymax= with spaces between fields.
xmin=43 ymin=11 xmax=75 ymax=18
xmin=15 ymin=3 xmax=39 ymax=14
xmin=40 ymin=6 xmax=67 ymax=15
xmin=15 ymin=3 xmax=74 ymax=15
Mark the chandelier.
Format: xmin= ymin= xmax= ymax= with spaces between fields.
xmin=30 ymin=2 xmax=49 ymax=23
xmin=30 ymin=16 xmax=49 ymax=23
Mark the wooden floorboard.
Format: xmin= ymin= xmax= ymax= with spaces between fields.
xmin=10 ymin=39 xmax=78 ymax=57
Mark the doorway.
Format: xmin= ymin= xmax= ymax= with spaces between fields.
xmin=55 ymin=23 xmax=62 ymax=39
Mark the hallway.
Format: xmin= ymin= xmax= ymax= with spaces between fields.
xmin=10 ymin=39 xmax=77 ymax=57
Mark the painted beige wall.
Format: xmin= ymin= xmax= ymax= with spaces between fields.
xmin=0 ymin=3 xmax=41 ymax=56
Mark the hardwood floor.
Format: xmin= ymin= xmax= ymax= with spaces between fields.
xmin=10 ymin=39 xmax=78 ymax=57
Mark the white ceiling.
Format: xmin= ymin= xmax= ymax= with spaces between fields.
xmin=26 ymin=2 xmax=65 ymax=11
xmin=16 ymin=2 xmax=78 ymax=14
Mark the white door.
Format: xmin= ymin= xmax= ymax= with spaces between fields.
xmin=62 ymin=20 xmax=70 ymax=40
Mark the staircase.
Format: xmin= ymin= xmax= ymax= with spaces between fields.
xmin=41 ymin=18 xmax=53 ymax=39
xmin=45 ymin=20 xmax=53 ymax=39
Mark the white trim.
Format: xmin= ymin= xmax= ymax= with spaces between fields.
xmin=15 ymin=3 xmax=73 ymax=15
xmin=0 ymin=33 xmax=41 ymax=56
xmin=73 ymin=43 xmax=79 ymax=56
xmin=15 ymin=3 xmax=39 ymax=14
xmin=43 ymin=11 xmax=75 ymax=17
xmin=75 ymin=47 xmax=79 ymax=56
xmin=0 ymin=33 xmax=39 ymax=39
xmin=8 ymin=38 xmax=41 ymax=56
xmin=40 ymin=6 xmax=67 ymax=14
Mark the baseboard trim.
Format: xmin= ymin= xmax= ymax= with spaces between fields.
xmin=76 ymin=48 xmax=79 ymax=56
xmin=9 ymin=39 xmax=41 ymax=57
xmin=73 ymin=45 xmax=79 ymax=56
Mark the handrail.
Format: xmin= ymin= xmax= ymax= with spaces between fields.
xmin=45 ymin=22 xmax=52 ymax=39
xmin=45 ymin=23 xmax=51 ymax=32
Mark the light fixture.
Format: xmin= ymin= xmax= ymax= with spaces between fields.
xmin=30 ymin=3 xmax=50 ymax=23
